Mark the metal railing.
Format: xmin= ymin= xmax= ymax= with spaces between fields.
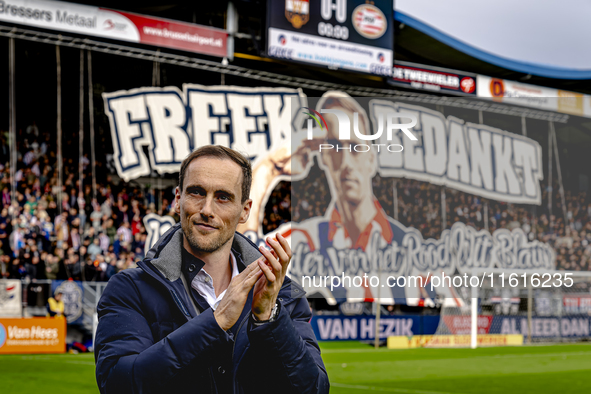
xmin=15 ymin=279 xmax=108 ymax=334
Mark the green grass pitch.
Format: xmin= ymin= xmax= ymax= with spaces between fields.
xmin=321 ymin=342 xmax=591 ymax=393
xmin=1 ymin=342 xmax=591 ymax=393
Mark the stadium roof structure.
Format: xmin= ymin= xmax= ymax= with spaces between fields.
xmin=64 ymin=0 xmax=591 ymax=96
xmin=2 ymin=0 xmax=587 ymax=139
xmin=2 ymin=0 xmax=588 ymax=196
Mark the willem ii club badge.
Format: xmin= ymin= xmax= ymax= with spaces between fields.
xmin=285 ymin=0 xmax=310 ymax=29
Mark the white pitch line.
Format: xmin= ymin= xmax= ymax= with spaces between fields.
xmin=17 ymin=354 xmax=94 ymax=358
xmin=63 ymin=361 xmax=96 ymax=366
xmin=13 ymin=355 xmax=96 ymax=366
xmin=331 ymin=382 xmax=461 ymax=394
xmin=322 ymin=349 xmax=393 ymax=354
xmin=321 ymin=343 xmax=591 ymax=354
xmin=322 ymin=349 xmax=591 ymax=362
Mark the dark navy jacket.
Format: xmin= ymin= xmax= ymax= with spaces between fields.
xmin=94 ymin=224 xmax=329 ymax=394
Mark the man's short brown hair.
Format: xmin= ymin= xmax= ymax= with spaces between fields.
xmin=178 ymin=145 xmax=252 ymax=203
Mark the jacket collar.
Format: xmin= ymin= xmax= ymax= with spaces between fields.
xmin=143 ymin=223 xmax=262 ymax=282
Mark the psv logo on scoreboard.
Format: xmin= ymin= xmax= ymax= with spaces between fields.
xmin=352 ymin=3 xmax=386 ymax=39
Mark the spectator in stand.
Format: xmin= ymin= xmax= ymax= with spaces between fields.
xmin=70 ymin=227 xmax=81 ymax=251
xmin=98 ymin=231 xmax=110 ymax=253
xmin=286 ymin=162 xmax=591 ymax=271
xmin=45 ymin=255 xmax=59 ymax=280
xmin=116 ymin=221 xmax=132 ymax=244
xmin=0 ymin=121 xmax=176 ymax=282
xmin=90 ymin=203 xmax=103 ymax=231
xmin=3 ymin=118 xmax=591 ymax=283
xmin=47 ymin=290 xmax=65 ymax=318
xmin=131 ymin=232 xmax=146 ymax=260
xmin=8 ymin=258 xmax=26 ymax=279
xmin=104 ymin=218 xmax=117 ymax=245
xmin=88 ymin=238 xmax=102 ymax=261
xmin=105 ymin=257 xmax=117 ymax=279
xmin=0 ymin=254 xmax=9 ymax=278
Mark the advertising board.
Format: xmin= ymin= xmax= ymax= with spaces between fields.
xmin=0 ymin=318 xmax=66 ymax=354
xmin=392 ymin=62 xmax=476 ymax=96
xmin=0 ymin=0 xmax=228 ymax=57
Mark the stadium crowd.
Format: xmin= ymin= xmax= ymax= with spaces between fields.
xmin=1 ymin=126 xmax=590 ymax=282
xmin=289 ymin=161 xmax=591 ymax=272
xmin=386 ymin=177 xmax=591 ymax=271
xmin=0 ymin=125 xmax=176 ymax=282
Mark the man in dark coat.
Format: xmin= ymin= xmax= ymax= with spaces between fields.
xmin=94 ymin=145 xmax=329 ymax=394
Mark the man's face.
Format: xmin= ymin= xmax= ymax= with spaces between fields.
xmin=321 ymin=107 xmax=376 ymax=204
xmin=175 ymin=157 xmax=251 ymax=255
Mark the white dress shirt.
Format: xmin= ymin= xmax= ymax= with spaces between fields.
xmin=191 ymin=252 xmax=239 ymax=310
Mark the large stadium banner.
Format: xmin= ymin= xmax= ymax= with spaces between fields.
xmin=105 ymin=86 xmax=543 ymax=204
xmin=143 ymin=213 xmax=175 ymax=257
xmin=267 ymin=0 xmax=393 ymax=76
xmin=0 ymin=0 xmax=228 ymax=57
xmin=0 ymin=280 xmax=21 ymax=317
xmin=283 ymin=94 xmax=558 ymax=305
xmin=106 ymin=86 xmax=590 ymax=305
xmin=103 ymin=85 xmax=306 ymax=181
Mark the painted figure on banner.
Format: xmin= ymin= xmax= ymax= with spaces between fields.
xmin=240 ymin=92 xmax=449 ymax=306
xmin=238 ymin=91 xmax=555 ymax=307
xmin=102 ymin=85 xmax=555 ymax=306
